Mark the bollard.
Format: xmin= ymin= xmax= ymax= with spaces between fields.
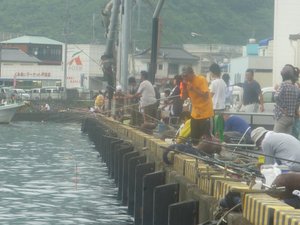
xmin=102 ymin=136 xmax=118 ymax=163
xmin=153 ymin=183 xmax=179 ymax=225
xmin=127 ymin=155 xmax=147 ymax=216
xmin=142 ymin=171 xmax=166 ymax=225
xmin=122 ymin=151 xmax=139 ymax=205
xmin=114 ymin=144 xmax=133 ymax=185
xmin=101 ymin=135 xmax=109 ymax=162
xmin=94 ymin=131 xmax=104 ymax=153
xmin=168 ymin=200 xmax=199 ymax=225
xmin=108 ymin=140 xmax=123 ymax=178
xmin=134 ymin=162 xmax=155 ymax=225
xmin=117 ymin=146 xmax=134 ymax=199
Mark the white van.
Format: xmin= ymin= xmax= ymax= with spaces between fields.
xmin=29 ymin=87 xmax=62 ymax=100
xmin=29 ymin=88 xmax=47 ymax=100
xmin=44 ymin=88 xmax=61 ymax=100
xmin=11 ymin=88 xmax=30 ymax=100
xmin=261 ymin=87 xmax=275 ymax=113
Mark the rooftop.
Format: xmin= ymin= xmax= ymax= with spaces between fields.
xmin=136 ymin=47 xmax=199 ymax=61
xmin=1 ymin=35 xmax=63 ymax=45
xmin=1 ymin=48 xmax=40 ymax=63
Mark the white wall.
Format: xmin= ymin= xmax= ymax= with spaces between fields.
xmin=229 ymin=56 xmax=273 ymax=87
xmin=0 ymin=44 xmax=105 ymax=90
xmin=66 ymin=44 xmax=104 ymax=89
xmin=229 ymin=57 xmax=249 ymax=83
xmin=273 ymin=0 xmax=300 ymax=85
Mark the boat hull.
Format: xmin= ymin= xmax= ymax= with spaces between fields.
xmin=0 ymin=103 xmax=24 ymax=124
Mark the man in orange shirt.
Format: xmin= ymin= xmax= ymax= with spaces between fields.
xmin=181 ymin=66 xmax=214 ymax=145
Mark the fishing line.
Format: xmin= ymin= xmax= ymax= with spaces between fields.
xmin=202 ymin=138 xmax=300 ymax=166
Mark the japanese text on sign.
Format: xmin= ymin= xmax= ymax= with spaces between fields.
xmin=15 ymin=72 xmax=51 ymax=77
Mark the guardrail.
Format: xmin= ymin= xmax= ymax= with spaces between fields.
xmin=222 ymin=111 xmax=274 ymax=129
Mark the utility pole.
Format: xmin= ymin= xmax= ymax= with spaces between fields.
xmin=92 ymin=13 xmax=96 ymax=43
xmin=120 ymin=0 xmax=132 ymax=91
xmin=149 ymin=0 xmax=165 ymax=84
xmin=0 ymin=44 xmax=2 ymax=79
xmin=102 ymin=0 xmax=121 ymax=111
xmin=63 ymin=0 xmax=70 ymax=98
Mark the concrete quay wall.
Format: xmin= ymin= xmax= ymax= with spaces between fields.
xmin=28 ymin=112 xmax=296 ymax=225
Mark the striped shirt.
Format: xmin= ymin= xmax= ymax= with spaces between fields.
xmin=274 ymin=80 xmax=300 ymax=120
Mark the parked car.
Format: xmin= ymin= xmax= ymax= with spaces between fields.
xmin=44 ymin=88 xmax=61 ymax=100
xmin=29 ymin=87 xmax=62 ymax=100
xmin=29 ymin=88 xmax=45 ymax=100
xmin=11 ymin=88 xmax=30 ymax=101
xmin=229 ymin=86 xmax=275 ymax=113
xmin=261 ymin=87 xmax=275 ymax=113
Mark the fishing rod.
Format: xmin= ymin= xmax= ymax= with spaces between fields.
xmin=98 ymin=94 xmax=182 ymax=123
xmin=172 ymin=130 xmax=300 ymax=168
xmin=202 ymin=138 xmax=300 ymax=167
xmin=160 ymin=145 xmax=262 ymax=178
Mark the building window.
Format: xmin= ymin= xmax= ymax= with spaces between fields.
xmin=158 ymin=64 xmax=163 ymax=70
xmin=168 ymin=63 xmax=179 ymax=75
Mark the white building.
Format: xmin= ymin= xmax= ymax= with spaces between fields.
xmin=273 ymin=0 xmax=300 ymax=85
xmin=230 ymin=56 xmax=273 ymax=88
xmin=0 ymin=35 xmax=106 ymax=91
xmin=229 ymin=39 xmax=273 ymax=88
xmin=66 ymin=44 xmax=105 ymax=91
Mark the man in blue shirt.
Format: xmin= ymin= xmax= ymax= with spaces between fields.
xmin=223 ymin=114 xmax=252 ymax=143
xmin=238 ymin=69 xmax=264 ymax=113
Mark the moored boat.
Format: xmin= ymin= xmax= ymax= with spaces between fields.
xmin=0 ymin=102 xmax=25 ymax=123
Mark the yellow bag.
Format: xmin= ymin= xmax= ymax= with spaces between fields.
xmin=176 ymin=119 xmax=191 ymax=143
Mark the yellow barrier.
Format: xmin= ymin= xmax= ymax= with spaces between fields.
xmin=213 ymin=180 xmax=249 ymax=200
xmin=274 ymin=209 xmax=300 ymax=225
xmin=200 ymin=175 xmax=226 ymax=195
xmin=173 ymin=154 xmax=195 ymax=176
xmin=243 ymin=193 xmax=294 ymax=225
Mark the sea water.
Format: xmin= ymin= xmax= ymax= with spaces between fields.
xmin=0 ymin=121 xmax=133 ymax=225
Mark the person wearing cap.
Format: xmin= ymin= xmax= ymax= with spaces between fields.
xmin=273 ymin=64 xmax=300 ymax=134
xmin=181 ymin=66 xmax=214 ymax=146
xmin=251 ymin=127 xmax=300 ymax=171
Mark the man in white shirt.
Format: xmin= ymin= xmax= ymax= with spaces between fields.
xmin=209 ymin=63 xmax=227 ymax=111
xmin=251 ymin=127 xmax=300 ymax=172
xmin=130 ymin=71 xmax=157 ymax=124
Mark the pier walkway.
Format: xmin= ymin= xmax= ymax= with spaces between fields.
xmin=81 ymin=114 xmax=300 ymax=225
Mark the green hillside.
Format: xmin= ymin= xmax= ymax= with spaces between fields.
xmin=0 ymin=0 xmax=274 ymax=48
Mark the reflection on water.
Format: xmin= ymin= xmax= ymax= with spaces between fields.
xmin=0 ymin=122 xmax=133 ymax=225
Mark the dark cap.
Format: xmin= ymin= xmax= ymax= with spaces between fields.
xmin=181 ymin=66 xmax=194 ymax=76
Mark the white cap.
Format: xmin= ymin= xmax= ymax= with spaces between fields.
xmin=116 ymin=85 xmax=122 ymax=91
xmin=251 ymin=127 xmax=268 ymax=145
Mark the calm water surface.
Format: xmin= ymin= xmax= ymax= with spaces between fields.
xmin=0 ymin=121 xmax=133 ymax=225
